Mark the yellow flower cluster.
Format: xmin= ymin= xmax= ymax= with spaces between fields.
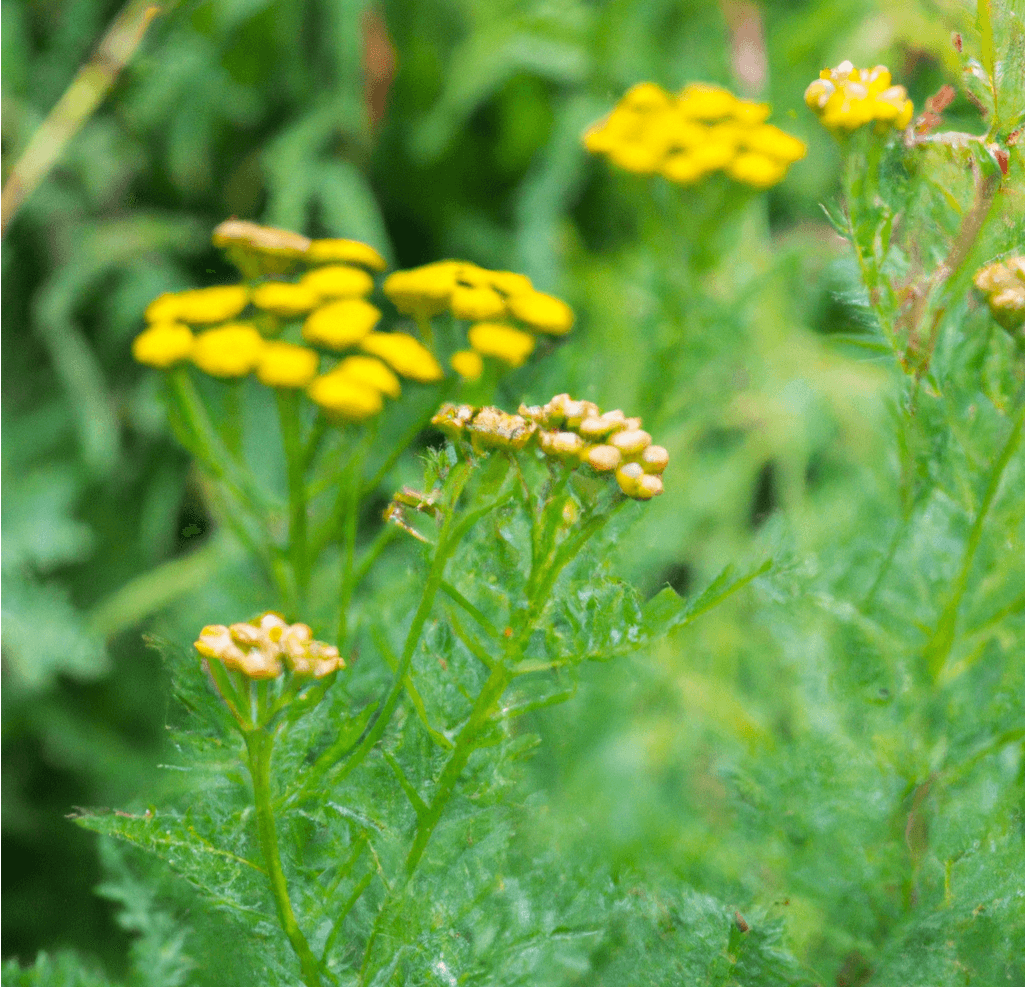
xmin=432 ymin=394 xmax=668 ymax=500
xmin=383 ymin=260 xmax=574 ymax=380
xmin=804 ymin=62 xmax=914 ymax=132
xmin=195 ymin=612 xmax=344 ymax=680
xmin=974 ymin=256 xmax=1025 ymax=332
xmin=133 ymin=222 xmax=450 ymax=421
xmin=583 ymin=82 xmax=806 ymax=189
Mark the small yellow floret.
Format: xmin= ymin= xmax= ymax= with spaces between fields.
xmin=450 ymin=285 xmax=507 ymax=321
xmin=145 ymin=285 xmax=250 ymax=325
xmin=251 ymin=281 xmax=321 ymax=317
xmin=132 ymin=323 xmax=194 ymax=368
xmin=303 ymin=299 xmax=382 ymax=350
xmin=300 ymin=264 xmax=375 ymax=299
xmin=191 ymin=323 xmax=265 ymax=378
xmin=305 ymin=239 xmax=387 ymax=271
xmin=332 ymin=355 xmax=402 ymax=398
xmin=506 ymin=291 xmax=575 ymax=335
xmin=256 ymin=342 xmax=320 ymax=388
xmin=359 ymin=333 xmax=444 ymax=382
xmin=467 ymin=322 xmax=536 ymax=368
xmin=451 ymin=350 xmax=484 ymax=381
xmin=307 ymin=372 xmax=384 ymax=419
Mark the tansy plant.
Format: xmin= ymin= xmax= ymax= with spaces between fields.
xmin=73 ymin=214 xmax=762 ymax=985
xmin=129 ymin=221 xmax=575 ymax=628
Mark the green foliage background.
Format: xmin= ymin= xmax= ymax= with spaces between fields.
xmin=2 ymin=0 xmax=1022 ymax=984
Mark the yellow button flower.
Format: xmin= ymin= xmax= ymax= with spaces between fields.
xmin=145 ymin=285 xmax=250 ymax=325
xmin=306 ymin=238 xmax=387 ymax=271
xmin=728 ymin=153 xmax=788 ymax=189
xmin=488 ymin=270 xmax=534 ymax=296
xmin=332 ymin=355 xmax=402 ymax=398
xmin=451 ymin=350 xmax=484 ymax=381
xmin=741 ymin=125 xmax=807 ymax=164
xmin=303 ymin=299 xmax=381 ymax=350
xmin=359 ymin=332 xmax=444 ymax=382
xmin=450 ymin=285 xmax=507 ymax=321
xmin=256 ymin=342 xmax=320 ymax=388
xmin=467 ymin=322 xmax=536 ymax=368
xmin=506 ymin=290 xmax=575 ymax=335
xmin=132 ymin=322 xmax=194 ymax=368
xmin=300 ymin=264 xmax=375 ymax=299
xmin=191 ymin=323 xmax=265 ymax=378
xmin=805 ymin=61 xmax=913 ymax=132
xmin=251 ymin=281 xmax=321 ymax=317
xmin=383 ymin=264 xmax=458 ymax=317
xmin=212 ymin=220 xmax=311 ymax=261
xmin=307 ymin=371 xmax=384 ymax=419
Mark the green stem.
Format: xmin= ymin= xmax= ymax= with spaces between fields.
xmin=404 ymin=662 xmax=511 ymax=876
xmin=325 ymin=462 xmax=476 ymax=790
xmin=924 ymin=400 xmax=1024 ymax=679
xmin=277 ymin=389 xmax=309 ymax=613
xmin=244 ymin=729 xmax=322 ymax=986
xmin=336 ymin=425 xmax=376 ymax=647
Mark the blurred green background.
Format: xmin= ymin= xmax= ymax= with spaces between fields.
xmin=2 ymin=0 xmax=1022 ymax=983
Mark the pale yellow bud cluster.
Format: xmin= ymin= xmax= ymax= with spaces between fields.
xmin=383 ymin=260 xmax=573 ymax=380
xmin=431 ymin=394 xmax=668 ymax=500
xmin=194 ymin=612 xmax=343 ymax=680
xmin=974 ymin=256 xmax=1025 ymax=332
xmin=804 ymin=62 xmax=914 ymax=133
xmin=583 ymin=82 xmax=806 ymax=189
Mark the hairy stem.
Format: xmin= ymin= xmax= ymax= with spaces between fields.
xmin=245 ymin=729 xmax=323 ymax=986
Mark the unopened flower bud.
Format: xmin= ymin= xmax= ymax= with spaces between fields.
xmin=610 ymin=429 xmax=652 ymax=455
xmin=538 ymin=430 xmax=586 ymax=459
xmin=615 ymin=461 xmax=645 ymax=497
xmin=586 ymin=444 xmax=622 ymax=472
xmin=640 ymin=444 xmax=669 ymax=474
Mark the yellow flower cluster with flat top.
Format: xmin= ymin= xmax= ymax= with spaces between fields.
xmin=132 ymin=221 xmax=449 ymax=422
xmin=583 ymin=81 xmax=806 ymax=189
xmin=195 ymin=612 xmax=344 ymax=680
xmin=804 ymin=61 xmax=914 ymax=132
xmin=383 ymin=260 xmax=574 ymax=380
xmin=974 ymin=256 xmax=1025 ymax=333
xmin=431 ymin=394 xmax=668 ymax=500
xmin=133 ymin=221 xmax=565 ymax=421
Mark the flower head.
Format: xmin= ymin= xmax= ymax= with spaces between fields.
xmin=145 ymin=285 xmax=250 ymax=325
xmin=584 ymin=81 xmax=805 ymax=189
xmin=303 ymin=299 xmax=382 ymax=350
xmin=212 ymin=220 xmax=311 ymax=277
xmin=256 ymin=342 xmax=320 ymax=388
xmin=132 ymin=322 xmax=194 ymax=368
xmin=359 ymin=332 xmax=445 ymax=382
xmin=307 ymin=371 xmax=385 ymax=420
xmin=300 ymin=264 xmax=375 ymax=299
xmin=432 ymin=394 xmax=669 ymax=500
xmin=467 ymin=322 xmax=536 ymax=367
xmin=451 ymin=349 xmax=484 ymax=381
xmin=974 ymin=256 xmax=1025 ymax=333
xmin=195 ymin=612 xmax=344 ymax=681
xmin=251 ymin=281 xmax=322 ymax=317
xmin=306 ymin=239 xmax=388 ymax=271
xmin=805 ymin=62 xmax=913 ymax=132
xmin=191 ymin=323 xmax=265 ymax=378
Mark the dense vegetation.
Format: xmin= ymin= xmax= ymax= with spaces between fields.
xmin=2 ymin=0 xmax=1022 ymax=984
